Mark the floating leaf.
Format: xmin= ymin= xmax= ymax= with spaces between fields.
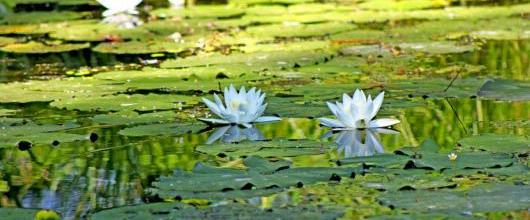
xmin=197 ymin=139 xmax=330 ymax=158
xmin=0 ymin=208 xmax=39 ymax=220
xmin=92 ymin=202 xmax=342 ymax=220
xmin=50 ymin=94 xmax=199 ymax=112
xmin=378 ymin=184 xmax=530 ymax=213
xmin=458 ymin=133 xmax=530 ymax=154
xmin=0 ymin=41 xmax=89 ymax=53
xmin=150 ymin=156 xmax=357 ymax=200
xmin=118 ymin=123 xmax=205 ymax=137
xmin=93 ymin=41 xmax=195 ymax=54
xmin=478 ymin=79 xmax=530 ymax=101
xmin=246 ymin=22 xmax=355 ymax=38
xmin=91 ymin=111 xmax=179 ymax=126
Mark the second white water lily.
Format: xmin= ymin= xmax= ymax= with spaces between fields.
xmin=201 ymin=85 xmax=281 ymax=128
xmin=319 ymin=89 xmax=400 ymax=130
xmin=97 ymin=0 xmax=143 ymax=29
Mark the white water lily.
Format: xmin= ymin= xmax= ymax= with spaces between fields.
xmin=97 ymin=0 xmax=143 ymax=28
xmin=319 ymin=89 xmax=400 ymax=130
xmin=168 ymin=0 xmax=185 ymax=9
xmin=200 ymin=85 xmax=281 ymax=128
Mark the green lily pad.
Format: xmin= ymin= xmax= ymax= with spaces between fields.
xmin=152 ymin=6 xmax=245 ymax=19
xmin=91 ymin=111 xmax=179 ymax=126
xmin=0 ymin=120 xmax=86 ymax=146
xmin=160 ymin=51 xmax=330 ymax=70
xmin=457 ymin=134 xmax=530 ymax=154
xmin=469 ymin=30 xmax=530 ymax=40
xmin=92 ymin=202 xmax=343 ymax=220
xmin=0 ymin=36 xmax=16 ymax=46
xmin=395 ymin=41 xmax=476 ymax=54
xmin=197 ymin=139 xmax=330 ymax=158
xmin=0 ymin=11 xmax=89 ymax=24
xmin=378 ymin=184 xmax=530 ymax=213
xmin=0 ymin=208 xmax=39 ymax=220
xmin=229 ymin=0 xmax=313 ymax=5
xmin=49 ymin=21 xmax=153 ymax=42
xmin=93 ymin=41 xmax=195 ymax=54
xmin=50 ymin=94 xmax=199 ymax=112
xmin=150 ymin=156 xmax=357 ymax=200
xmin=0 ymin=41 xmax=89 ymax=53
xmin=358 ymin=0 xmax=448 ymax=11
xmin=388 ymin=77 xmax=486 ymax=99
xmin=246 ymin=22 xmax=355 ymax=38
xmin=266 ymin=97 xmax=330 ymax=118
xmin=478 ymin=79 xmax=530 ymax=101
xmin=241 ymin=40 xmax=330 ymax=53
xmin=118 ymin=123 xmax=205 ymax=137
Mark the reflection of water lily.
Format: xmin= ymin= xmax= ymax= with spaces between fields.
xmin=319 ymin=89 xmax=400 ymax=130
xmin=201 ymin=85 xmax=281 ymax=128
xmin=329 ymin=128 xmax=397 ymax=158
xmin=97 ymin=0 xmax=143 ymax=29
xmin=206 ymin=125 xmax=265 ymax=144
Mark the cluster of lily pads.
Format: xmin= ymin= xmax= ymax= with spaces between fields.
xmin=0 ymin=0 xmax=529 ymax=219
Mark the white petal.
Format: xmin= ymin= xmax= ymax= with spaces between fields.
xmin=369 ymin=91 xmax=385 ymax=120
xmin=353 ymin=89 xmax=366 ymax=106
xmin=202 ymin=98 xmax=222 ymax=117
xmin=366 ymin=130 xmax=384 ymax=153
xmin=368 ymin=118 xmax=400 ymax=128
xmin=319 ymin=118 xmax=344 ymax=128
xmin=255 ymin=116 xmax=281 ymax=123
xmin=371 ymin=128 xmax=400 ymax=135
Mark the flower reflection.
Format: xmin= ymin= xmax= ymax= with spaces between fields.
xmin=325 ymin=128 xmax=398 ymax=158
xmin=206 ymin=125 xmax=266 ymax=144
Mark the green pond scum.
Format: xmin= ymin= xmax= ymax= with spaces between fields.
xmin=0 ymin=0 xmax=529 ymax=219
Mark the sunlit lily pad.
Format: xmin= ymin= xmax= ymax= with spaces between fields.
xmin=91 ymin=111 xmax=179 ymax=126
xmin=478 ymin=79 xmax=530 ymax=101
xmin=50 ymin=94 xmax=199 ymax=112
xmin=0 ymin=11 xmax=89 ymax=24
xmin=93 ymin=41 xmax=195 ymax=54
xmin=150 ymin=156 xmax=357 ymax=200
xmin=395 ymin=41 xmax=476 ymax=54
xmin=49 ymin=21 xmax=152 ymax=42
xmin=0 ymin=41 xmax=89 ymax=54
xmin=118 ymin=123 xmax=205 ymax=137
xmin=0 ymin=36 xmax=17 ymax=46
xmin=458 ymin=134 xmax=530 ymax=154
xmin=246 ymin=22 xmax=355 ymax=38
xmin=358 ymin=0 xmax=448 ymax=11
xmin=160 ymin=51 xmax=330 ymax=70
xmin=152 ymin=6 xmax=245 ymax=19
xmin=92 ymin=202 xmax=342 ymax=220
xmin=197 ymin=139 xmax=330 ymax=158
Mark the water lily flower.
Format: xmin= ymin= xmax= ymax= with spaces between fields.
xmin=97 ymin=0 xmax=143 ymax=28
xmin=448 ymin=152 xmax=458 ymax=161
xmin=169 ymin=0 xmax=185 ymax=9
xmin=200 ymin=85 xmax=281 ymax=128
xmin=206 ymin=125 xmax=265 ymax=144
xmin=319 ymin=89 xmax=400 ymax=130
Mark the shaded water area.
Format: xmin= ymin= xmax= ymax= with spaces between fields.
xmin=0 ymin=0 xmax=529 ymax=219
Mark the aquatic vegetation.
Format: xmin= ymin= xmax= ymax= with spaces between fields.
xmin=201 ymin=85 xmax=281 ymax=127
xmin=0 ymin=0 xmax=528 ymax=219
xmin=319 ymin=89 xmax=400 ymax=130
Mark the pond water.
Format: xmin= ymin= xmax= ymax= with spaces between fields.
xmin=0 ymin=1 xmax=529 ymax=219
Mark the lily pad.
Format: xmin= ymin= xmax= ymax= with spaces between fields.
xmin=150 ymin=156 xmax=357 ymax=200
xmin=118 ymin=123 xmax=205 ymax=137
xmin=457 ymin=134 xmax=530 ymax=154
xmin=0 ymin=36 xmax=17 ymax=46
xmin=395 ymin=41 xmax=476 ymax=54
xmin=92 ymin=202 xmax=343 ymax=220
xmin=0 ymin=120 xmax=86 ymax=146
xmin=50 ymin=94 xmax=200 ymax=112
xmin=160 ymin=51 xmax=331 ymax=70
xmin=0 ymin=208 xmax=39 ymax=220
xmin=0 ymin=41 xmax=89 ymax=53
xmin=197 ymin=139 xmax=330 ymax=158
xmin=49 ymin=21 xmax=153 ymax=42
xmin=378 ymin=184 xmax=530 ymax=213
xmin=91 ymin=111 xmax=180 ymax=126
xmin=478 ymin=79 xmax=530 ymax=101
xmin=0 ymin=11 xmax=89 ymax=24
xmin=93 ymin=41 xmax=195 ymax=54
xmin=152 ymin=6 xmax=245 ymax=19
xmin=246 ymin=22 xmax=355 ymax=38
